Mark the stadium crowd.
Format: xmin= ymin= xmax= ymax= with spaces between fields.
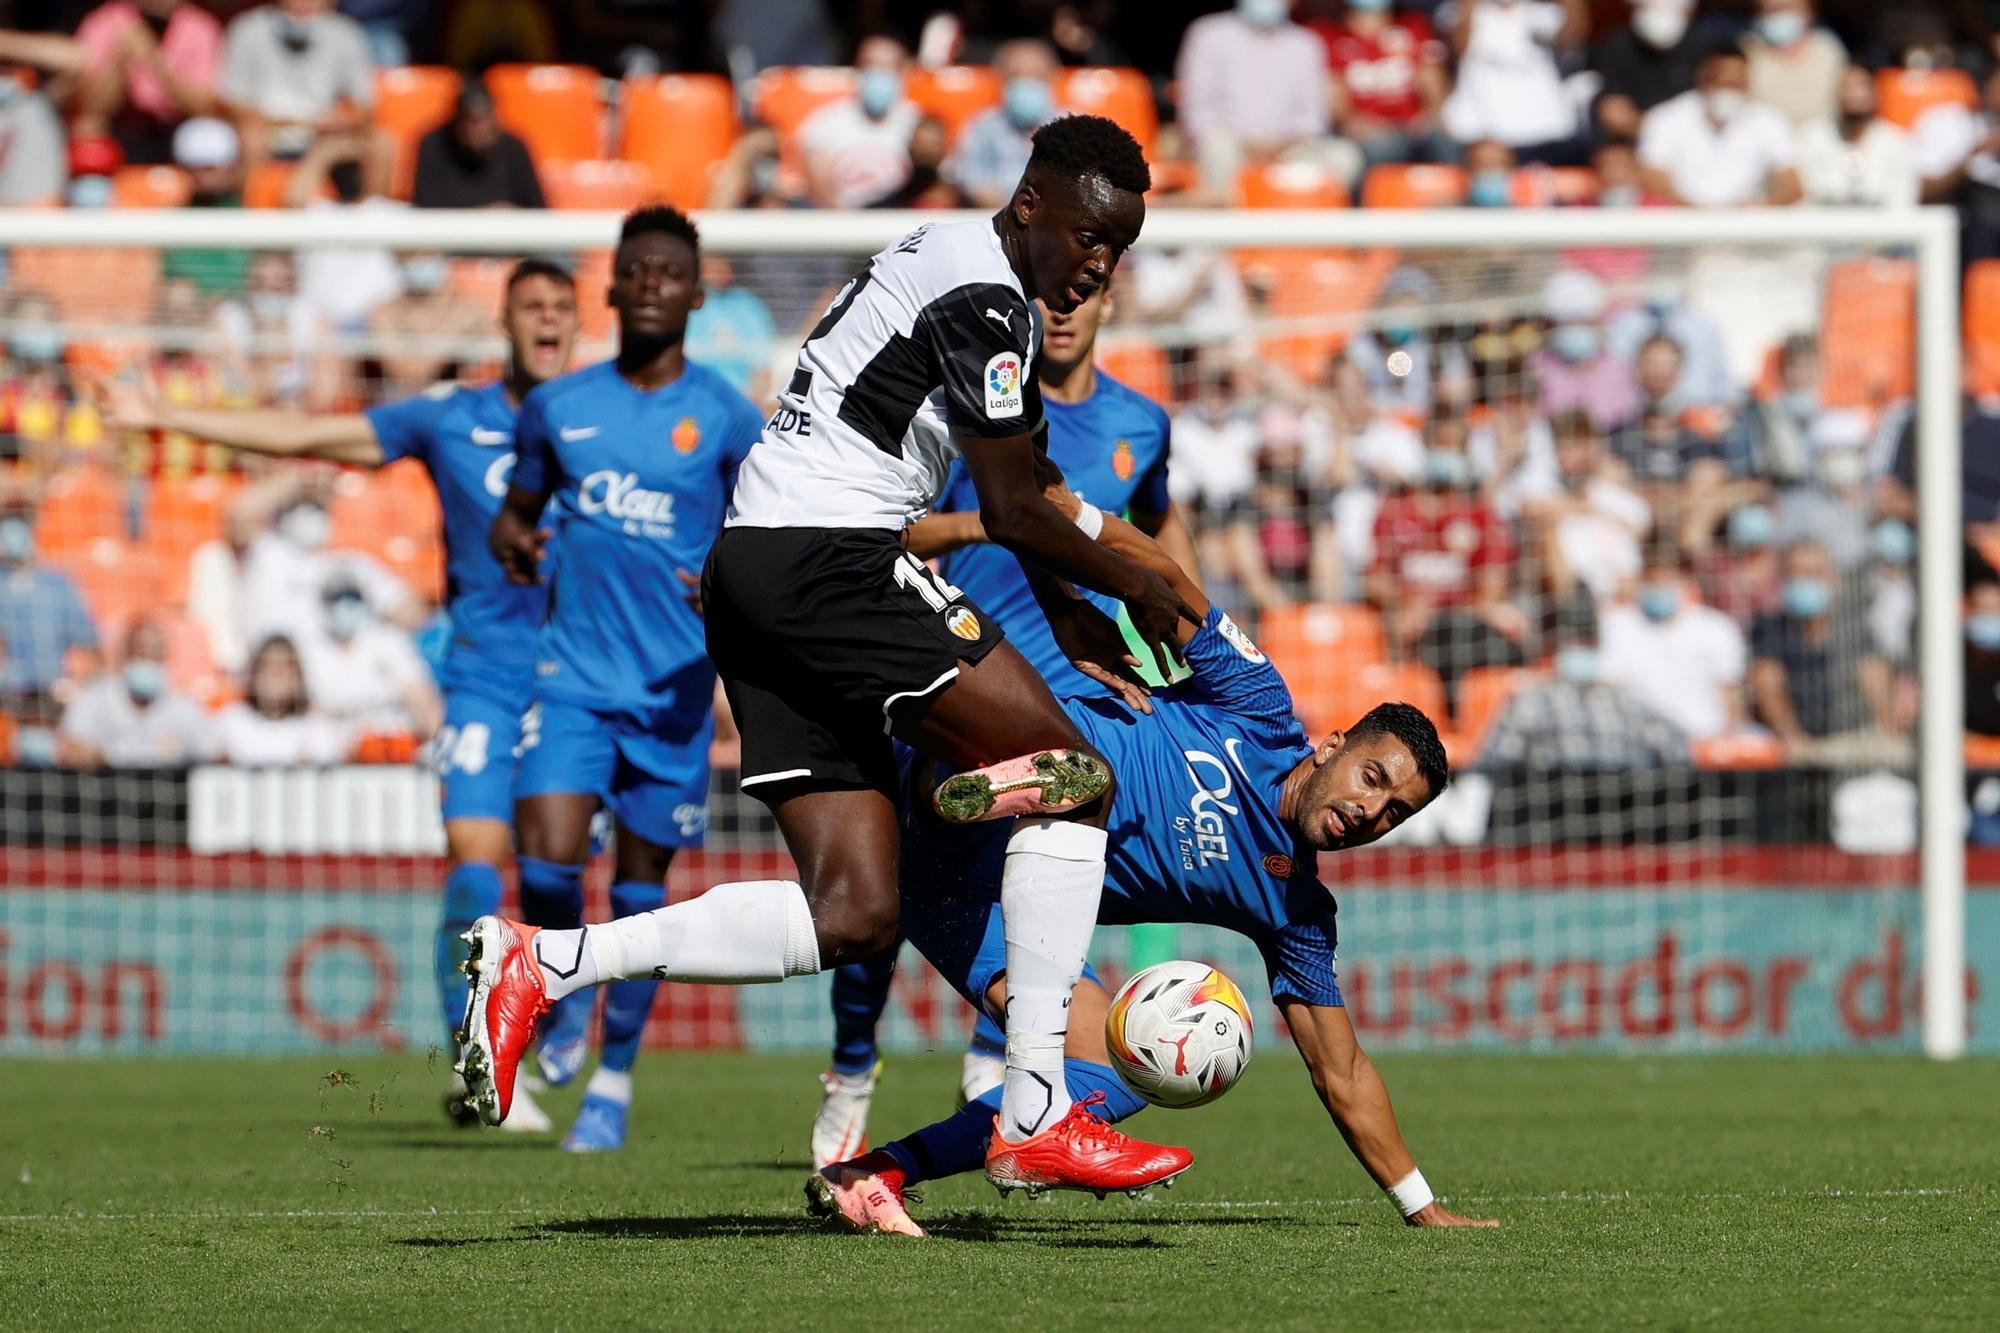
xmin=0 ymin=0 xmax=1995 ymax=805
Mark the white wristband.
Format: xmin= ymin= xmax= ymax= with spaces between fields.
xmin=1072 ymin=501 xmax=1105 ymax=540
xmin=1386 ymin=1168 xmax=1433 ymax=1219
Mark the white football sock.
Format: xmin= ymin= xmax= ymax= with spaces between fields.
xmin=999 ymin=818 xmax=1108 ymax=1139
xmin=531 ymin=880 xmax=821 ymax=1001
xmin=584 ymin=1066 xmax=632 ymax=1106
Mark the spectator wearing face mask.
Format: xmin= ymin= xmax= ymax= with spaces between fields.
xmin=1590 ymin=0 xmax=1705 ymax=143
xmin=1914 ymin=65 xmax=2000 ymax=232
xmin=361 ymin=250 xmax=488 ymax=400
xmin=0 ymin=60 xmax=67 ymax=204
xmin=1314 ymin=0 xmax=1455 ymax=174
xmin=0 ymin=293 xmax=92 ymax=473
xmin=1482 ymin=597 xmax=1691 ymax=771
xmin=684 ymin=255 xmax=778 ymax=402
xmin=218 ymin=0 xmax=384 ymax=191
xmin=226 ymin=469 xmax=418 ymax=666
xmin=1695 ymin=502 xmax=1786 ymax=627
xmin=1864 ymin=517 xmax=1915 ymax=667
xmin=866 ymin=115 xmax=963 ymax=208
xmin=1797 ymin=65 xmax=1918 ymax=208
xmin=215 ymin=633 xmax=349 ymax=765
xmin=1368 ymin=419 xmax=1524 ymax=704
xmin=56 ymin=615 xmax=214 ymax=768
xmin=1965 ymin=578 xmax=2000 ymax=737
xmin=160 ymin=117 xmax=250 ymax=297
xmin=1442 ymin=0 xmax=1589 ymax=164
xmin=0 ymin=491 xmax=99 ymax=708
xmin=1638 ymin=45 xmax=1801 ymax=207
xmin=1347 ymin=265 xmax=1468 ymax=414
xmin=1772 ymin=409 xmax=1877 ymax=572
xmin=797 ymin=34 xmax=921 ymax=209
xmin=72 ymin=0 xmax=222 ymax=163
xmin=1742 ymin=0 xmax=1847 ymax=130
xmin=947 ymin=39 xmax=1066 ymax=209
xmin=1531 ymin=269 xmax=1637 ymax=435
xmin=1175 ymin=0 xmax=1360 ymax=197
xmin=213 ymin=250 xmax=333 ymax=409
xmin=412 ymin=84 xmax=545 ymax=210
xmin=1521 ymin=410 xmax=1653 ymax=603
xmin=1460 ymin=138 xmax=1517 ymax=208
xmin=1590 ymin=140 xmax=1667 ymax=208
xmin=1599 ymin=546 xmax=1749 ymax=741
xmin=1749 ymin=538 xmax=1899 ymax=761
xmin=298 ymin=573 xmax=440 ymax=737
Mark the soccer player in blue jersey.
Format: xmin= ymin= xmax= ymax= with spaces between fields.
xmin=807 ymin=492 xmax=1498 ymax=1235
xmin=812 ymin=280 xmax=1202 ymax=1167
xmin=487 ymin=205 xmax=766 ymax=1152
xmin=89 ymin=260 xmax=582 ymax=1131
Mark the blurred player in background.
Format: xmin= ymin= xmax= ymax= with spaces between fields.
xmin=90 ymin=259 xmax=580 ymax=1131
xmin=811 ymin=488 xmax=1494 ymax=1236
xmin=487 ymin=206 xmax=765 ymax=1152
xmin=812 ymin=278 xmax=1200 ymax=1168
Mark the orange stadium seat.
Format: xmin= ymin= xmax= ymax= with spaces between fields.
xmin=328 ymin=460 xmax=446 ymax=603
xmin=1097 ymin=340 xmax=1173 ymax=404
xmin=1360 ymin=163 xmax=1466 ymax=208
xmin=486 ymin=64 xmax=607 ymax=166
xmin=1055 ymin=67 xmax=1156 ymax=158
xmin=1874 ymin=67 xmax=1976 ymax=130
xmin=375 ymin=65 xmax=463 ymax=198
xmin=618 ymin=74 xmax=738 ymax=210
xmin=143 ymin=472 xmax=241 ymax=604
xmin=1313 ymin=661 xmax=1448 ymax=743
xmin=1257 ymin=604 xmax=1389 ymax=737
xmin=112 ymin=165 xmax=191 ymax=208
xmin=1967 ymin=734 xmax=2000 ymax=768
xmin=540 ymin=158 xmax=660 ymax=211
xmin=1511 ymin=165 xmax=1599 ymax=207
xmin=909 ymin=65 xmax=1002 ymax=145
xmin=1820 ymin=257 xmax=1914 ymax=410
xmin=11 ymin=246 xmax=158 ymax=328
xmin=753 ymin=65 xmax=856 ymax=177
xmin=1965 ymin=260 xmax=2000 ymax=397
xmin=1691 ymin=733 xmax=1786 ymax=770
xmin=1241 ymin=248 xmax=1396 ymax=381
xmin=1236 ymin=161 xmax=1350 ymax=209
xmin=34 ymin=464 xmax=125 ymax=558
xmin=243 ymin=160 xmax=297 ymax=209
xmin=57 ymin=537 xmax=164 ymax=629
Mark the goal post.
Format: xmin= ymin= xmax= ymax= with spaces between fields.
xmin=0 ymin=204 xmax=1968 ymax=1059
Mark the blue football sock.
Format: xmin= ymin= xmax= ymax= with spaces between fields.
xmin=830 ymin=946 xmax=899 ymax=1075
xmin=434 ymin=861 xmax=503 ymax=1043
xmin=598 ymin=878 xmax=664 ymax=1073
xmin=516 ymin=855 xmax=585 ymax=930
xmin=968 ymin=1008 xmax=1006 ymax=1059
xmin=884 ymin=1057 xmax=1145 ymax=1186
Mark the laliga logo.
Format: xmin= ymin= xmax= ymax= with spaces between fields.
xmin=988 ymin=360 xmax=1018 ymax=395
xmin=578 ymin=469 xmax=677 ymax=527
xmin=483 ymin=452 xmax=517 ymax=498
xmin=1180 ymin=744 xmax=1240 ymax=866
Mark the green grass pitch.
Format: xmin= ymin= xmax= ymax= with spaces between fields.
xmin=4 ymin=1051 xmax=1997 ymax=1329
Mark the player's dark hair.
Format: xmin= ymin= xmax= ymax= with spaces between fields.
xmin=619 ymin=204 xmax=701 ymax=257
xmin=1347 ymin=701 xmax=1450 ymax=798
xmin=1027 ymin=115 xmax=1151 ymax=196
xmin=505 ymin=257 xmax=574 ymax=294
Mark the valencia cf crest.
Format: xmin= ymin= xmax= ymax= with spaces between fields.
xmin=1112 ymin=439 xmax=1135 ymax=480
xmin=945 ymin=607 xmax=982 ymax=641
xmin=1262 ymin=852 xmax=1294 ymax=879
xmin=672 ymin=416 xmax=701 ymax=453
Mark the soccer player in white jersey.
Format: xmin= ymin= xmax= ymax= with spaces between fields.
xmin=458 ymin=115 xmax=1205 ymax=1194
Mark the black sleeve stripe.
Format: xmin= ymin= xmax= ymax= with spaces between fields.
xmin=919 ymin=283 xmax=1043 ymax=440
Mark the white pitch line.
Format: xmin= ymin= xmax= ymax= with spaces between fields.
xmin=0 ymin=1205 xmax=546 ymax=1223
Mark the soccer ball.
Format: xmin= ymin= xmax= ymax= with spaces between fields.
xmin=1103 ymin=961 xmax=1254 ymax=1109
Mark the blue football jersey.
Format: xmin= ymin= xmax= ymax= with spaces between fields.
xmin=933 ymin=372 xmax=1171 ymax=696
xmin=365 ymin=380 xmax=542 ymax=697
xmin=512 ymin=359 xmax=763 ymax=721
xmin=903 ymin=606 xmax=1343 ymax=1007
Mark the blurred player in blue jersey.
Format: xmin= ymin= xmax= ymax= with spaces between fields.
xmin=89 ymin=261 xmax=582 ymax=1131
xmin=811 ymin=280 xmax=1201 ymax=1168
xmin=488 ymin=206 xmax=765 ymax=1152
xmin=808 ymin=491 xmax=1497 ymax=1235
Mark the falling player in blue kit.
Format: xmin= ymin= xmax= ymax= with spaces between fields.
xmin=88 ymin=261 xmax=582 ymax=1130
xmin=812 ymin=280 xmax=1203 ymax=1167
xmin=808 ymin=486 xmax=1499 ymax=1234
xmin=487 ymin=206 xmax=765 ymax=1151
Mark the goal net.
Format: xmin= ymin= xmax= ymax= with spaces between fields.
xmin=0 ymin=206 xmax=1973 ymax=1061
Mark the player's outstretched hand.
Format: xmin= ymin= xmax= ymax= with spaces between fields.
xmin=81 ymin=370 xmax=157 ymax=435
xmin=1405 ymin=1202 xmax=1499 ymax=1228
xmin=490 ymin=509 xmax=550 ymax=585
xmin=1047 ymin=596 xmax=1152 ymax=714
xmin=1125 ymin=569 xmax=1201 ymax=674
xmin=677 ymin=568 xmax=703 ymax=615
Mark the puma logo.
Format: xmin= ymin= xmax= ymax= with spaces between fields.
xmin=982 ymin=307 xmax=1013 ymax=329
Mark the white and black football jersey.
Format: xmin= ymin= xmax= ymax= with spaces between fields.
xmin=727 ymin=220 xmax=1044 ymax=530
